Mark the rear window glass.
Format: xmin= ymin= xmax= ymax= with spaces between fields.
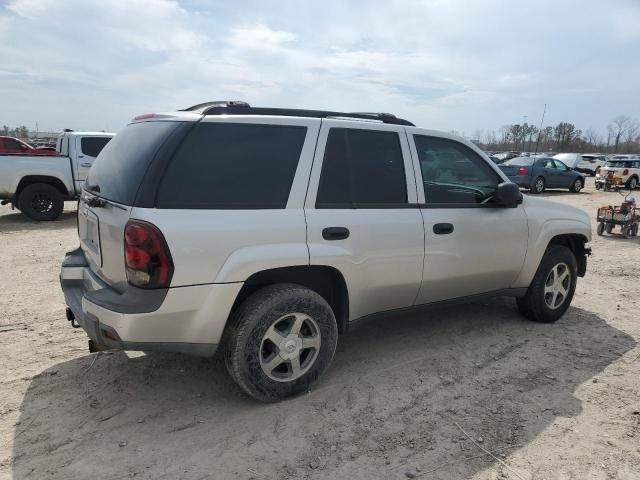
xmin=156 ymin=123 xmax=307 ymax=209
xmin=606 ymin=161 xmax=633 ymax=168
xmin=504 ymin=157 xmax=533 ymax=166
xmin=86 ymin=121 xmax=178 ymax=205
xmin=80 ymin=137 xmax=111 ymax=157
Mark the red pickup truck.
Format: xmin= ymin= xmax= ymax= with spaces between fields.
xmin=0 ymin=136 xmax=56 ymax=155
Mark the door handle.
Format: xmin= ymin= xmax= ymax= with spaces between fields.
xmin=81 ymin=162 xmax=92 ymax=167
xmin=433 ymin=223 xmax=454 ymax=235
xmin=77 ymin=155 xmax=85 ymax=158
xmin=322 ymin=227 xmax=350 ymax=241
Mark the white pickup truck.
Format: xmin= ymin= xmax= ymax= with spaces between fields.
xmin=0 ymin=131 xmax=114 ymax=221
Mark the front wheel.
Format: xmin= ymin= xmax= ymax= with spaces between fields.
xmin=18 ymin=183 xmax=64 ymax=221
xmin=517 ymin=245 xmax=578 ymax=323
xmin=570 ymin=178 xmax=583 ymax=193
xmin=223 ymin=284 xmax=338 ymax=402
xmin=597 ymin=223 xmax=605 ymax=236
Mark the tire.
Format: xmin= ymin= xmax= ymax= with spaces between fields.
xmin=605 ymin=224 xmax=614 ymax=234
xmin=531 ymin=176 xmax=545 ymax=194
xmin=222 ymin=284 xmax=338 ymax=402
xmin=516 ymin=245 xmax=578 ymax=323
xmin=632 ymin=224 xmax=639 ymax=237
xmin=569 ymin=178 xmax=583 ymax=193
xmin=597 ymin=223 xmax=605 ymax=236
xmin=18 ymin=183 xmax=64 ymax=221
xmin=627 ymin=176 xmax=638 ymax=190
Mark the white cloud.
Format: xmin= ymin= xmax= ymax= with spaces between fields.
xmin=0 ymin=0 xmax=638 ymax=135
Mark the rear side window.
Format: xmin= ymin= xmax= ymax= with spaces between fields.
xmin=316 ymin=128 xmax=407 ymax=207
xmin=156 ymin=123 xmax=307 ymax=209
xmin=80 ymin=137 xmax=111 ymax=157
xmin=86 ymin=121 xmax=179 ymax=205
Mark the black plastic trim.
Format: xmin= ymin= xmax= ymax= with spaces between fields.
xmin=198 ymin=105 xmax=415 ymax=126
xmin=348 ymin=288 xmax=529 ymax=326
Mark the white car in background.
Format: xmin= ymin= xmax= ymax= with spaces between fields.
xmin=577 ymin=154 xmax=607 ymax=176
xmin=553 ymin=153 xmax=583 ymax=170
xmin=596 ymin=157 xmax=640 ymax=190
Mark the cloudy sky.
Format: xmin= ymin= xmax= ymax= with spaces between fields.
xmin=1 ymin=0 xmax=639 ymax=137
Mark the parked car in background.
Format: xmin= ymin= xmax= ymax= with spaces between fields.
xmin=596 ymin=158 xmax=640 ymax=190
xmin=489 ymin=155 xmax=503 ymax=164
xmin=0 ymin=131 xmax=114 ymax=220
xmin=59 ymin=101 xmax=592 ymax=401
xmin=0 ymin=136 xmax=56 ymax=155
xmin=499 ymin=156 xmax=585 ymax=193
xmin=552 ymin=153 xmax=583 ymax=170
xmin=577 ymin=154 xmax=607 ymax=176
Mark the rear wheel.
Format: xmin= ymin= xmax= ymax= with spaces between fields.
xmin=223 ymin=284 xmax=338 ymax=402
xmin=517 ymin=245 xmax=577 ymax=323
xmin=627 ymin=177 xmax=638 ymax=190
xmin=18 ymin=183 xmax=64 ymax=221
xmin=531 ymin=176 xmax=545 ymax=194
xmin=570 ymin=178 xmax=583 ymax=193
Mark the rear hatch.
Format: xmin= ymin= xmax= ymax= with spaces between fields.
xmin=78 ymin=120 xmax=183 ymax=291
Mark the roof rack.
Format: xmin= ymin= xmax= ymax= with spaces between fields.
xmin=180 ymin=101 xmax=415 ymax=126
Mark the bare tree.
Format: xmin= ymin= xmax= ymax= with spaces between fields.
xmin=609 ymin=115 xmax=634 ymax=153
xmin=584 ymin=128 xmax=600 ymax=149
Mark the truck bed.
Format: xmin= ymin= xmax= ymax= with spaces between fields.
xmin=0 ymin=154 xmax=74 ymax=199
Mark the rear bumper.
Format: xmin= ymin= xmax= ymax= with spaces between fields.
xmin=506 ymin=175 xmax=531 ymax=187
xmin=60 ymin=248 xmax=243 ymax=356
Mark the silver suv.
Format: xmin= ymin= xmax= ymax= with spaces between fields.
xmin=60 ymin=101 xmax=592 ymax=401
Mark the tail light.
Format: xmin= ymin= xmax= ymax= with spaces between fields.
xmin=517 ymin=167 xmax=529 ymax=175
xmin=623 ymin=169 xmax=629 ymax=175
xmin=124 ymin=220 xmax=173 ymax=289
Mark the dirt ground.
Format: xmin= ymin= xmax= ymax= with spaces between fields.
xmin=1 ymin=179 xmax=639 ymax=480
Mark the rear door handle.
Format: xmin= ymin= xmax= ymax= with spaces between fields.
xmin=433 ymin=223 xmax=454 ymax=235
xmin=81 ymin=162 xmax=92 ymax=167
xmin=322 ymin=227 xmax=350 ymax=241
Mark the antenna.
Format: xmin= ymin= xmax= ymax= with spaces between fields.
xmin=533 ymin=104 xmax=547 ymax=155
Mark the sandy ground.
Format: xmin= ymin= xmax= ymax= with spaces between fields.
xmin=1 ymin=178 xmax=639 ymax=480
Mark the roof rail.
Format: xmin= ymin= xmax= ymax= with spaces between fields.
xmin=181 ymin=101 xmax=250 ymax=113
xmin=182 ymin=101 xmax=415 ymax=126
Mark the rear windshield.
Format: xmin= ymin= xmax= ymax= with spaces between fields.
xmin=86 ymin=121 xmax=178 ymax=205
xmin=503 ymin=157 xmax=533 ymax=166
xmin=156 ymin=123 xmax=307 ymax=209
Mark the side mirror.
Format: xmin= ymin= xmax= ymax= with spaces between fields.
xmin=495 ymin=182 xmax=523 ymax=208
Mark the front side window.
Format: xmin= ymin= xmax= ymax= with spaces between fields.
xmin=316 ymin=128 xmax=408 ymax=207
xmin=157 ymin=123 xmax=307 ymax=209
xmin=413 ymin=135 xmax=500 ymax=204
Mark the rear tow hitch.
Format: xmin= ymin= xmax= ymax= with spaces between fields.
xmin=65 ymin=307 xmax=81 ymax=328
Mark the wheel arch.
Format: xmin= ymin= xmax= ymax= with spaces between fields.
xmin=15 ymin=175 xmax=70 ymax=201
xmin=547 ymin=233 xmax=589 ymax=277
xmin=231 ymin=265 xmax=350 ymax=333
